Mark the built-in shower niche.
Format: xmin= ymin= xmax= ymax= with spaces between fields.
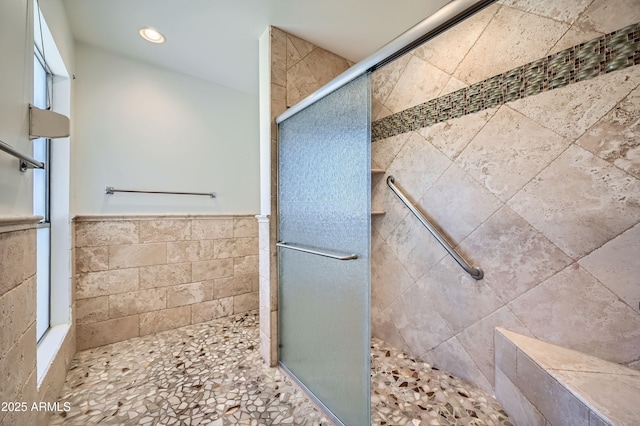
xmin=371 ymin=167 xmax=386 ymax=217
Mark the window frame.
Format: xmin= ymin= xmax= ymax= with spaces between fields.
xmin=33 ymin=44 xmax=53 ymax=342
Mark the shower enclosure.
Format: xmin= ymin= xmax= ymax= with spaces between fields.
xmin=272 ymin=1 xmax=498 ymax=424
xmin=277 ymin=74 xmax=372 ymax=426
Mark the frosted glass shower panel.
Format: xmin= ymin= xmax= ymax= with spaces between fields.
xmin=278 ymin=74 xmax=372 ymax=426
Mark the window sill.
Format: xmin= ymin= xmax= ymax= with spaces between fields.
xmin=36 ymin=323 xmax=71 ymax=388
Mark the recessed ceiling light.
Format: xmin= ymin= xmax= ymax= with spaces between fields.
xmin=139 ymin=27 xmax=166 ymax=44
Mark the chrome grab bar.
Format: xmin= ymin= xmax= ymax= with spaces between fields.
xmin=386 ymin=175 xmax=484 ymax=280
xmin=276 ymin=242 xmax=358 ymax=261
xmin=105 ymin=187 xmax=216 ymax=198
xmin=0 ymin=139 xmax=45 ymax=172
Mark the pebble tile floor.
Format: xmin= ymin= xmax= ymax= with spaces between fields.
xmin=50 ymin=311 xmax=512 ymax=426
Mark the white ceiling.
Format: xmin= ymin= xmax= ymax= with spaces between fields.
xmin=61 ymin=0 xmax=452 ymax=95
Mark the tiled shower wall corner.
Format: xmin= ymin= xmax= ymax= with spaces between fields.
xmin=260 ymin=27 xmax=354 ymax=365
xmin=371 ymin=0 xmax=640 ymax=394
xmin=74 ymin=215 xmax=259 ymax=350
xmin=0 ymin=218 xmax=76 ymax=426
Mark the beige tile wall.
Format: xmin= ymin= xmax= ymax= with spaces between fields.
xmin=75 ymin=215 xmax=259 ymax=350
xmin=371 ymin=0 xmax=640 ymax=394
xmin=260 ymin=27 xmax=354 ymax=365
xmin=283 ymin=31 xmax=354 ymax=109
xmin=0 ymin=220 xmax=38 ymax=426
xmin=0 ymin=217 xmax=76 ymax=425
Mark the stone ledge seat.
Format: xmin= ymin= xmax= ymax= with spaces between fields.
xmin=494 ymin=327 xmax=640 ymax=426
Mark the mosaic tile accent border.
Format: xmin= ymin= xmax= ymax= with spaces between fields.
xmin=372 ymin=23 xmax=640 ymax=142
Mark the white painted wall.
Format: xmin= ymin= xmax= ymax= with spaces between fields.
xmin=258 ymin=27 xmax=271 ymax=215
xmin=38 ymin=0 xmax=75 ymax=73
xmin=0 ymin=0 xmax=33 ymax=216
xmin=73 ymin=43 xmax=260 ymax=215
xmin=0 ymin=0 xmax=74 ymax=219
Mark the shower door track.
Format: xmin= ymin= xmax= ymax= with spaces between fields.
xmin=276 ymin=0 xmax=496 ymax=124
xmin=278 ymin=362 xmax=346 ymax=426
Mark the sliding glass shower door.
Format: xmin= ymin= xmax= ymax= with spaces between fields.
xmin=278 ymin=74 xmax=372 ymax=426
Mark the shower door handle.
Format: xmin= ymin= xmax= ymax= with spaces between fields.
xmin=276 ymin=242 xmax=358 ymax=260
